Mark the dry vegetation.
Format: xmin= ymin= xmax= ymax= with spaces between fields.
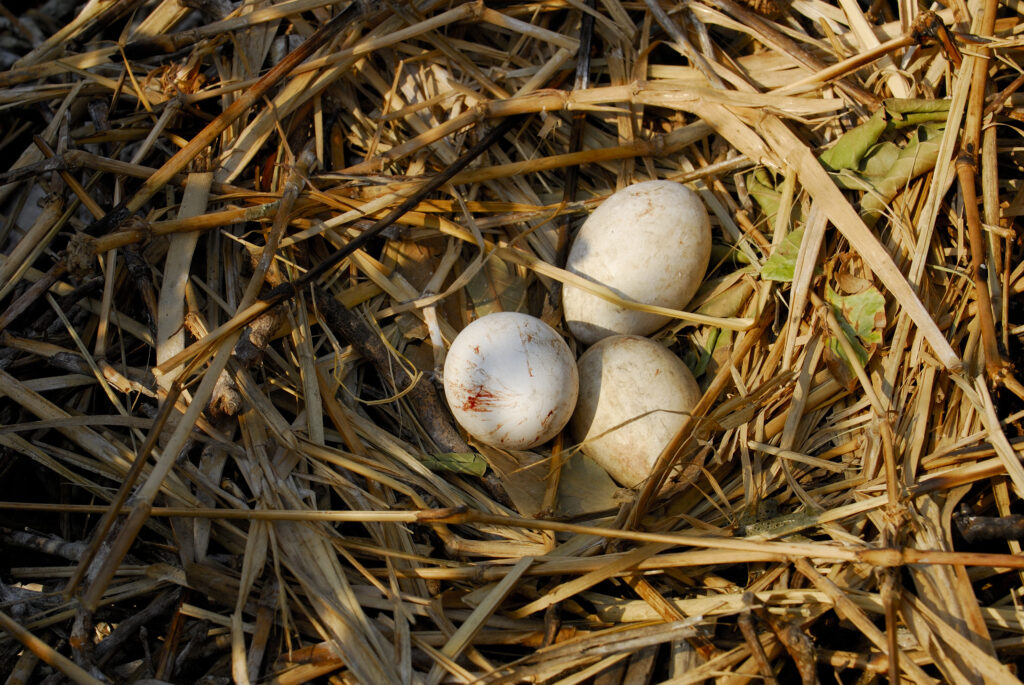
xmin=2 ymin=0 xmax=1024 ymax=682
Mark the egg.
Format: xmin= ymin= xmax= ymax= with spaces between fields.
xmin=562 ymin=180 xmax=711 ymax=345
xmin=443 ymin=312 xmax=579 ymax=450
xmin=571 ymin=335 xmax=701 ymax=488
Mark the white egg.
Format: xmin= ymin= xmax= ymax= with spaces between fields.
xmin=443 ymin=312 xmax=579 ymax=450
xmin=562 ymin=180 xmax=711 ymax=345
xmin=571 ymin=335 xmax=701 ymax=488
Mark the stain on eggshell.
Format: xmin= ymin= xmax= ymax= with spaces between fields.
xmin=461 ymin=386 xmax=499 ymax=412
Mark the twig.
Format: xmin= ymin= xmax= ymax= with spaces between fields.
xmin=153 ymin=114 xmax=523 ymax=379
xmin=82 ymin=3 xmax=362 ymax=236
xmin=700 ymin=0 xmax=881 ymax=107
xmin=954 ymin=504 xmax=1024 ymax=543
xmin=0 ymin=608 xmax=108 ymax=685
xmin=738 ymin=598 xmax=779 ymax=685
xmin=314 ymin=289 xmax=470 ymax=455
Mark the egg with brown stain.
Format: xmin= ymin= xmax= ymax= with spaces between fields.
xmin=443 ymin=312 xmax=578 ymax=449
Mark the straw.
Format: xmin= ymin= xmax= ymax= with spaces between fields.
xmin=2 ymin=1 xmax=1024 ymax=682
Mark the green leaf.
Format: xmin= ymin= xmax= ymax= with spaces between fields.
xmin=819 ymin=108 xmax=888 ymax=172
xmin=882 ymin=97 xmax=950 ymax=128
xmin=825 ymin=285 xmax=886 ymax=368
xmin=827 ymin=285 xmax=886 ymax=340
xmin=747 ymin=168 xmax=781 ymax=224
xmin=858 ymin=141 xmax=902 ymax=178
xmin=819 ymin=97 xmax=946 ymax=176
xmin=760 ymin=228 xmax=805 ymax=282
xmin=859 ymin=124 xmax=943 ymax=222
xmin=421 ymin=452 xmax=488 ymax=476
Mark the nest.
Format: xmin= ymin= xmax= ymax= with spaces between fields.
xmin=2 ymin=0 xmax=1024 ymax=683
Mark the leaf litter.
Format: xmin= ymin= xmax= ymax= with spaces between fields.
xmin=1 ymin=0 xmax=1024 ymax=683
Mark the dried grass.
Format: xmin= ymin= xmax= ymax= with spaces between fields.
xmin=1 ymin=0 xmax=1024 ymax=683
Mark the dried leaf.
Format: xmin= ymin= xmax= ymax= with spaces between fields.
xmin=832 ymin=253 xmax=874 ymax=295
xmin=555 ymin=453 xmax=623 ymax=517
xmin=464 ymin=256 xmax=527 ymax=318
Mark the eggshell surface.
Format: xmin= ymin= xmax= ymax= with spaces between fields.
xmin=571 ymin=335 xmax=701 ymax=488
xmin=444 ymin=312 xmax=579 ymax=450
xmin=563 ymin=180 xmax=711 ymax=345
